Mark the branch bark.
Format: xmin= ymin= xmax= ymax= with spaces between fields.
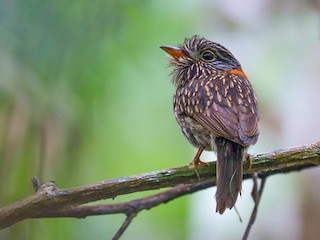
xmin=0 ymin=142 xmax=320 ymax=229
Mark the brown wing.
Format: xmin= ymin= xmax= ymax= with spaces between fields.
xmin=174 ymin=73 xmax=259 ymax=146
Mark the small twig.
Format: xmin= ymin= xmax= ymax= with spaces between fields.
xmin=110 ymin=181 xmax=212 ymax=239
xmin=242 ymin=175 xmax=267 ymax=240
xmin=32 ymin=177 xmax=42 ymax=192
xmin=112 ymin=213 xmax=136 ymax=240
xmin=31 ymin=177 xmax=57 ymax=194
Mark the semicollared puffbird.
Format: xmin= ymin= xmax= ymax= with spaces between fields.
xmin=161 ymin=35 xmax=259 ymax=214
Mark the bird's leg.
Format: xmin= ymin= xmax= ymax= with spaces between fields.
xmin=245 ymin=153 xmax=252 ymax=170
xmin=190 ymin=147 xmax=209 ymax=167
xmin=189 ymin=148 xmax=209 ymax=180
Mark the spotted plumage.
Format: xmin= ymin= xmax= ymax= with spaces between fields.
xmin=161 ymin=35 xmax=259 ymax=214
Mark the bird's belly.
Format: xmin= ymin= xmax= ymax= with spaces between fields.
xmin=175 ymin=113 xmax=216 ymax=151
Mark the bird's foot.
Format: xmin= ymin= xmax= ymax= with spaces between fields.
xmin=189 ymin=154 xmax=210 ymax=180
xmin=189 ymin=158 xmax=210 ymax=168
xmin=189 ymin=148 xmax=209 ymax=168
xmin=187 ymin=148 xmax=209 ymax=180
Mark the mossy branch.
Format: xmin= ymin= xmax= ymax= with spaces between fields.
xmin=0 ymin=142 xmax=319 ymax=230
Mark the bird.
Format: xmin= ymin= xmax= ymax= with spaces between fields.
xmin=160 ymin=35 xmax=259 ymax=214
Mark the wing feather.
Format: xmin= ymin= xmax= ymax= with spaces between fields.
xmin=175 ymin=74 xmax=259 ymax=146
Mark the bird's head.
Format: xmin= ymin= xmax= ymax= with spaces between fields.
xmin=161 ymin=35 xmax=241 ymax=86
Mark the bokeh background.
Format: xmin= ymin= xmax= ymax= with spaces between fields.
xmin=0 ymin=0 xmax=319 ymax=239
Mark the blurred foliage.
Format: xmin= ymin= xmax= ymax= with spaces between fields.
xmin=0 ymin=1 xmax=194 ymax=239
xmin=0 ymin=0 xmax=319 ymax=239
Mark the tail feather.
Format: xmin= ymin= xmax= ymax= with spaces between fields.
xmin=215 ymin=137 xmax=244 ymax=214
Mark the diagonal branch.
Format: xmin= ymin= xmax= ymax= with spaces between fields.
xmin=112 ymin=213 xmax=136 ymax=240
xmin=0 ymin=142 xmax=319 ymax=229
xmin=31 ymin=182 xmax=213 ymax=239
xmin=242 ymin=174 xmax=267 ymax=240
xmin=31 ymin=182 xmax=213 ymax=219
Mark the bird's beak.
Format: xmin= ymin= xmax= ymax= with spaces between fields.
xmin=160 ymin=46 xmax=185 ymax=58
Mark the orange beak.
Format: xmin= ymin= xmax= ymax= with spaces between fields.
xmin=160 ymin=46 xmax=185 ymax=58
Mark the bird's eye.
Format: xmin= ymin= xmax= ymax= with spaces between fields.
xmin=200 ymin=50 xmax=215 ymax=61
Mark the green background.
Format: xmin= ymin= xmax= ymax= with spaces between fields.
xmin=0 ymin=1 xmax=319 ymax=239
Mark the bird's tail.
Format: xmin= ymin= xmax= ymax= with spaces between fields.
xmin=215 ymin=137 xmax=244 ymax=214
